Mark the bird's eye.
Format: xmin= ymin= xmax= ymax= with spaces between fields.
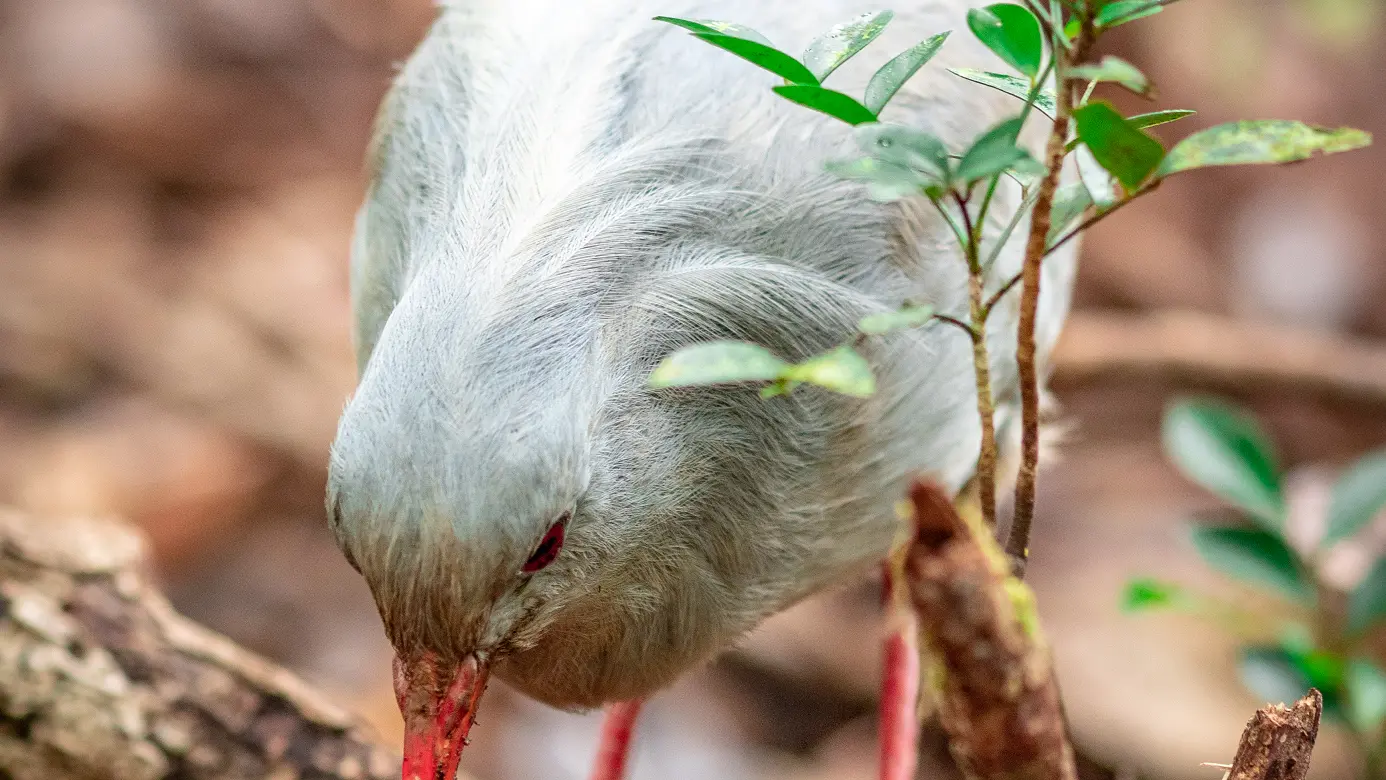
xmin=522 ymin=514 xmax=567 ymax=573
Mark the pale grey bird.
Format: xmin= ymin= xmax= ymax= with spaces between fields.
xmin=324 ymin=0 xmax=1077 ymax=777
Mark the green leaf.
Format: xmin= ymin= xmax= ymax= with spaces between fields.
xmin=1096 ymin=0 xmax=1165 ymax=27
xmin=772 ymin=85 xmax=877 ymax=125
xmin=1347 ymin=658 xmax=1386 ymax=733
xmin=1163 ymin=399 xmax=1284 ymax=529
xmin=1159 ymin=120 xmax=1372 ymax=177
xmin=825 ymin=156 xmax=932 ymax=201
xmin=782 ymin=346 xmax=876 ymax=397
xmin=854 ymin=123 xmax=951 ymax=179
xmin=1047 ymin=182 xmax=1093 ymax=246
xmin=803 ymin=10 xmax=894 ymax=82
xmin=1189 ymin=525 xmax=1311 ymax=603
xmin=1121 ymin=577 xmax=1183 ymax=612
xmin=1324 ymin=450 xmax=1386 ymax=546
xmin=1073 ymin=101 xmax=1165 ymax=192
xmin=957 ymin=116 xmax=1032 ymax=183
xmin=1074 ymin=144 xmax=1119 ymax=208
xmin=1069 ymin=55 xmax=1151 ymax=96
xmin=1128 ymin=109 xmax=1196 ymax=131
xmin=966 ymin=4 xmax=1043 ymax=79
xmin=692 ymin=33 xmax=820 ymax=85
xmin=948 ymin=68 xmax=1055 ymax=118
xmin=1239 ymin=646 xmax=1312 ymax=705
xmin=859 ymin=303 xmax=937 ymax=335
xmin=649 ymin=341 xmax=788 ymax=388
xmin=1348 ymin=557 xmax=1386 ymax=635
xmin=652 ymin=16 xmax=774 ymax=46
xmin=865 ymin=32 xmax=951 ymax=115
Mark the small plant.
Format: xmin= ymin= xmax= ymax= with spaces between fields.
xmin=646 ymin=2 xmax=1371 ymax=572
xmin=1127 ymin=397 xmax=1386 ymax=778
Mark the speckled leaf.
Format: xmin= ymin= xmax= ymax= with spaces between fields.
xmin=1163 ymin=398 xmax=1284 ymax=529
xmin=1073 ymin=101 xmax=1164 ymax=192
xmin=1047 ymin=182 xmax=1092 ymax=245
xmin=865 ymin=32 xmax=950 ymax=114
xmin=1189 ymin=526 xmax=1311 ymax=603
xmin=1127 ymin=109 xmax=1196 ymax=130
xmin=692 ymin=33 xmax=820 ymax=85
xmin=803 ymin=10 xmax=894 ymax=82
xmin=957 ymin=116 xmax=1031 ymax=183
xmin=1070 ymin=55 xmax=1151 ymax=96
xmin=649 ymin=341 xmax=787 ymax=388
xmin=948 ymin=68 xmax=1055 ymax=118
xmin=859 ymin=303 xmax=937 ymax=335
xmin=1096 ymin=0 xmax=1164 ymax=27
xmin=854 ymin=123 xmax=951 ymax=179
xmin=772 ymin=85 xmax=877 ymax=125
xmin=825 ymin=156 xmax=933 ymax=201
xmin=652 ymin=16 xmax=773 ymax=46
xmin=966 ymin=4 xmax=1043 ymax=79
xmin=1159 ymin=120 xmax=1372 ymax=177
xmin=783 ymin=346 xmax=876 ymax=397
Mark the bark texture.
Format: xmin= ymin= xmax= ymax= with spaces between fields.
xmin=0 ymin=508 xmax=404 ymax=780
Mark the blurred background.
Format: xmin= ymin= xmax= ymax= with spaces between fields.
xmin=1 ymin=0 xmax=1383 ymax=778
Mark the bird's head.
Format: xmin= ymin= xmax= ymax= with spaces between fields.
xmin=325 ymin=310 xmax=599 ymax=780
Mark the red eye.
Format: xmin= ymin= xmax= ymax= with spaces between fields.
xmin=522 ymin=516 xmax=566 ymax=573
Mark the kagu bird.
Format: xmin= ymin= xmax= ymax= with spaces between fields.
xmin=325 ymin=0 xmax=1076 ymax=778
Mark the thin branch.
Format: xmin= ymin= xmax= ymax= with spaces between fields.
xmin=982 ymin=272 xmax=1024 ymax=318
xmin=956 ymin=192 xmax=1000 ymax=527
xmin=1044 ymin=181 xmax=1159 ymax=258
xmin=935 ymin=313 xmax=981 ymax=339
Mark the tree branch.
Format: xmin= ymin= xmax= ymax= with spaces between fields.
xmin=0 ymin=508 xmax=415 ymax=780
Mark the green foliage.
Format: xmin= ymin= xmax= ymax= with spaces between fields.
xmin=1074 ymin=145 xmax=1119 ymax=208
xmin=1073 ymin=101 xmax=1165 ymax=192
xmin=1159 ymin=120 xmax=1373 ymax=176
xmin=649 ymin=341 xmax=876 ymax=399
xmin=780 ymin=346 xmax=876 ymax=397
xmin=1047 ymin=182 xmax=1094 ymax=245
xmin=1121 ymin=577 xmax=1183 ymax=612
xmin=1126 ymin=109 xmax=1196 ymax=131
xmin=855 ymin=124 xmax=951 ymax=180
xmin=1349 ymin=659 xmax=1386 ymax=734
xmin=772 ymin=86 xmax=877 ymax=124
xmin=825 ymin=156 xmax=935 ymax=202
xmin=966 ymin=4 xmax=1044 ymax=79
xmin=1324 ymin=450 xmax=1386 ymax=547
xmin=957 ymin=116 xmax=1037 ymax=184
xmin=1095 ymin=0 xmax=1165 ymax=27
xmin=648 ymin=341 xmax=788 ymax=387
xmin=858 ymin=303 xmax=938 ymax=335
xmin=1350 ymin=559 xmax=1386 ymax=636
xmin=865 ymin=33 xmax=950 ymax=114
xmin=1069 ymin=55 xmax=1151 ymax=96
xmin=948 ymin=68 xmax=1056 ymax=118
xmin=1239 ymin=646 xmax=1315 ymax=707
xmin=692 ymin=33 xmax=821 ymax=84
xmin=1188 ymin=525 xmax=1312 ymax=604
xmin=803 ymin=10 xmax=894 ymax=82
xmin=651 ymin=17 xmax=774 ymax=45
xmin=1162 ymin=399 xmax=1284 ymax=530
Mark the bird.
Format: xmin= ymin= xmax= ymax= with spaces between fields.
xmin=323 ymin=0 xmax=1077 ymax=778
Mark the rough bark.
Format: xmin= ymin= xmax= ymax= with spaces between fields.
xmin=1225 ymin=690 xmax=1322 ymax=780
xmin=902 ymin=481 xmax=1077 ymax=780
xmin=0 ymin=508 xmax=404 ymax=780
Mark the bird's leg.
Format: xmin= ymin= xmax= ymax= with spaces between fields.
xmin=879 ymin=563 xmax=920 ymax=780
xmin=589 ymin=699 xmax=643 ymax=780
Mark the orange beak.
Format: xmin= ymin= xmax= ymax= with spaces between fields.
xmin=395 ymin=653 xmax=490 ymax=780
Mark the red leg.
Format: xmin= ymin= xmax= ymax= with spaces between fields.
xmin=880 ymin=567 xmax=920 ymax=780
xmin=589 ymin=699 xmax=643 ymax=780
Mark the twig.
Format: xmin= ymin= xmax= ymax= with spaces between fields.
xmin=902 ymin=480 xmax=1076 ymax=780
xmin=0 ymin=508 xmax=410 ymax=780
xmin=1224 ymin=690 xmax=1321 ymax=780
xmin=1043 ymin=182 xmax=1159 ymax=260
xmin=1051 ymin=310 xmax=1386 ymax=406
xmin=957 ymin=193 xmax=1000 ymax=527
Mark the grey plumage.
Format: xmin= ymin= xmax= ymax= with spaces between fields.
xmin=326 ymin=0 xmax=1077 ymax=710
